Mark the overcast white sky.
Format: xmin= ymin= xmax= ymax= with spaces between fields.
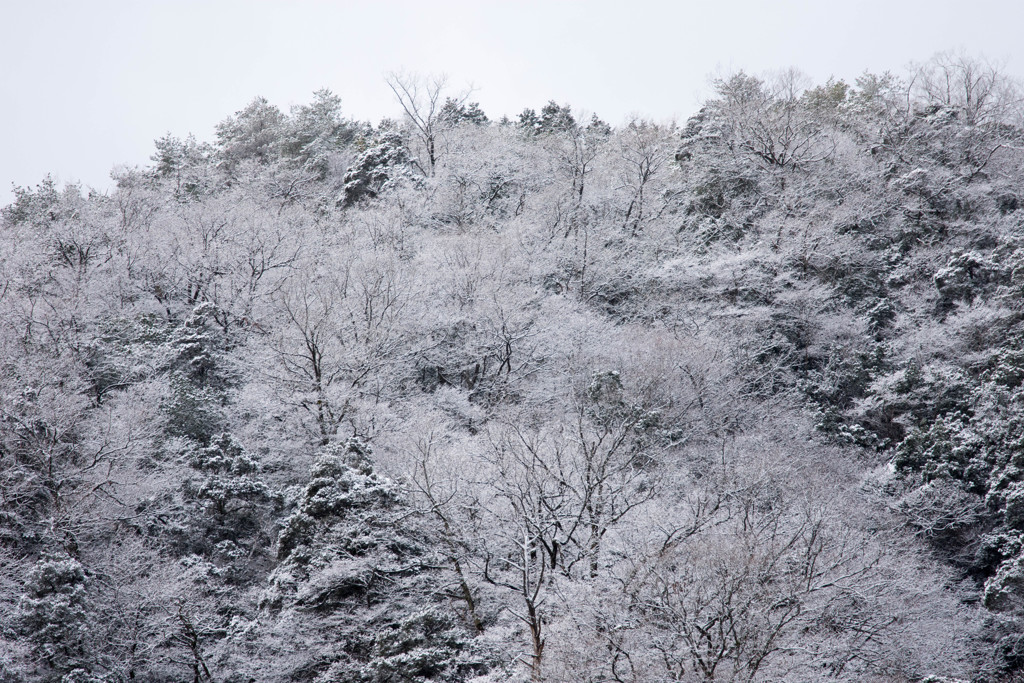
xmin=3 ymin=0 xmax=1023 ymax=207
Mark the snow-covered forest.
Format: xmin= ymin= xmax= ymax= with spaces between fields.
xmin=4 ymin=54 xmax=1024 ymax=682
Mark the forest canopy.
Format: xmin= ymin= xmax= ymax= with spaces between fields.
xmin=3 ymin=52 xmax=1024 ymax=682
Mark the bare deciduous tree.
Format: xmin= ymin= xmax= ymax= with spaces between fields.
xmin=911 ymin=50 xmax=1022 ymax=126
xmin=619 ymin=118 xmax=671 ymax=235
xmin=385 ymin=71 xmax=472 ymax=176
xmin=712 ymin=69 xmax=838 ymax=173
